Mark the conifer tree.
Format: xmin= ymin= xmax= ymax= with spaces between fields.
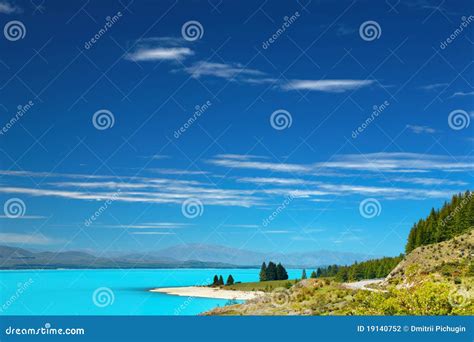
xmin=226 ymin=274 xmax=234 ymax=285
xmin=259 ymin=262 xmax=267 ymax=281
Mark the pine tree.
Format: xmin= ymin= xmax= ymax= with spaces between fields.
xmin=266 ymin=262 xmax=277 ymax=281
xmin=310 ymin=270 xmax=317 ymax=278
xmin=218 ymin=275 xmax=224 ymax=286
xmin=276 ymin=263 xmax=288 ymax=280
xmin=212 ymin=275 xmax=219 ymax=286
xmin=259 ymin=262 xmax=267 ymax=281
xmin=226 ymin=274 xmax=234 ymax=285
xmin=301 ymin=269 xmax=307 ymax=279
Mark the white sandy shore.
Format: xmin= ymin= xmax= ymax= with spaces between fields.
xmin=150 ymin=286 xmax=263 ymax=300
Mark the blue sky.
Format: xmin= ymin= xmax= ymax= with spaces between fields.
xmin=0 ymin=0 xmax=472 ymax=258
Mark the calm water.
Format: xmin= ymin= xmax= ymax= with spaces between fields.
xmin=0 ymin=269 xmax=302 ymax=315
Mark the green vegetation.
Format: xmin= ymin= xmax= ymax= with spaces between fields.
xmin=313 ymin=255 xmax=404 ymax=282
xmin=205 ymin=190 xmax=474 ymax=316
xmin=406 ymin=191 xmax=473 ymax=253
xmin=212 ymin=274 xmax=230 ymax=286
xmin=226 ymin=275 xmax=234 ymax=285
xmin=301 ymin=269 xmax=307 ymax=279
xmin=259 ymin=262 xmax=288 ymax=281
xmin=224 ymin=279 xmax=295 ymax=292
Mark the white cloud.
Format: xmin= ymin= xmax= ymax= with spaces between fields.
xmin=419 ymin=83 xmax=449 ymax=91
xmin=282 ymin=79 xmax=374 ymax=92
xmin=0 ymin=1 xmax=21 ymax=14
xmin=125 ymin=47 xmax=193 ymax=61
xmin=450 ymin=91 xmax=474 ymax=98
xmin=406 ymin=124 xmax=436 ymax=134
xmin=0 ymin=233 xmax=57 ymax=245
xmin=183 ymin=61 xmax=274 ymax=83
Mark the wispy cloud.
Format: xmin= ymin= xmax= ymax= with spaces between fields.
xmin=0 ymin=233 xmax=57 ymax=245
xmin=183 ymin=61 xmax=276 ymax=84
xmin=450 ymin=90 xmax=474 ymax=98
xmin=419 ymin=83 xmax=449 ymax=91
xmin=126 ymin=47 xmax=193 ymax=61
xmin=281 ymin=79 xmax=374 ymax=92
xmin=125 ymin=37 xmax=194 ymax=62
xmin=406 ymin=124 xmax=436 ymax=134
xmin=0 ymin=1 xmax=21 ymax=14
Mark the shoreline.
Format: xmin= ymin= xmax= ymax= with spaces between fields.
xmin=150 ymin=286 xmax=264 ymax=300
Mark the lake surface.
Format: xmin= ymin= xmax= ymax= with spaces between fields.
xmin=0 ymin=268 xmax=302 ymax=315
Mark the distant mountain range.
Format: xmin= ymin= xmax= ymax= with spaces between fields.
xmin=0 ymin=244 xmax=375 ymax=269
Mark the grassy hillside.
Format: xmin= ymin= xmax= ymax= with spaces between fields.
xmin=387 ymin=229 xmax=473 ymax=285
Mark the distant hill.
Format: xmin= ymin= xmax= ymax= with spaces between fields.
xmin=0 ymin=243 xmax=374 ymax=270
xmin=0 ymin=245 xmax=240 ymax=269
xmin=153 ymin=243 xmax=374 ymax=268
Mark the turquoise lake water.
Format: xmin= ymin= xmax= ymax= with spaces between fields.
xmin=0 ymin=269 xmax=302 ymax=315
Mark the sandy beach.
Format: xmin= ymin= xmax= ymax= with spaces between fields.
xmin=150 ymin=286 xmax=263 ymax=300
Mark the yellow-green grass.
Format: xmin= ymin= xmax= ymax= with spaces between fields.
xmin=224 ymin=279 xmax=297 ymax=292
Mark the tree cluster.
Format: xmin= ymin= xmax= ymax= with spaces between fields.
xmin=310 ymin=255 xmax=403 ymax=282
xmin=212 ymin=274 xmax=234 ymax=286
xmin=406 ymin=191 xmax=473 ymax=253
xmin=259 ymin=261 xmax=288 ymax=281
